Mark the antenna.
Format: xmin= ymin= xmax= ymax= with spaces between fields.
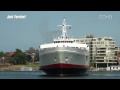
xmin=57 ymin=17 xmax=72 ymax=39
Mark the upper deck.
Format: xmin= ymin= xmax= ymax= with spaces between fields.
xmin=40 ymin=17 xmax=89 ymax=51
xmin=40 ymin=42 xmax=89 ymax=51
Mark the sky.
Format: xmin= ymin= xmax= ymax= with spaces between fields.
xmin=0 ymin=11 xmax=120 ymax=52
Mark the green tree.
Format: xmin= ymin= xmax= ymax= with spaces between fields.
xmin=26 ymin=55 xmax=32 ymax=62
xmin=35 ymin=52 xmax=39 ymax=62
xmin=9 ymin=57 xmax=16 ymax=65
xmin=0 ymin=51 xmax=7 ymax=65
xmin=9 ymin=49 xmax=28 ymax=65
xmin=0 ymin=51 xmax=7 ymax=58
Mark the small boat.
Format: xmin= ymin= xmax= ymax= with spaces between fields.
xmin=20 ymin=67 xmax=32 ymax=71
xmin=106 ymin=65 xmax=120 ymax=71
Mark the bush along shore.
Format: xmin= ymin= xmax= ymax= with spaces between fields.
xmin=0 ymin=63 xmax=39 ymax=71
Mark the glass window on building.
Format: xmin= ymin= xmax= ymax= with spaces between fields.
xmin=81 ymin=40 xmax=83 ymax=42
xmin=93 ymin=42 xmax=96 ymax=44
xmin=92 ymin=39 xmax=96 ymax=41
xmin=109 ymin=42 xmax=115 ymax=44
xmin=101 ymin=42 xmax=104 ymax=44
xmin=105 ymin=42 xmax=107 ymax=44
xmin=76 ymin=40 xmax=79 ymax=42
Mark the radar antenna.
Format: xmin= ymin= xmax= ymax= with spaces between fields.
xmin=57 ymin=17 xmax=72 ymax=39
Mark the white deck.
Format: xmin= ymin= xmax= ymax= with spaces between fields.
xmin=40 ymin=43 xmax=89 ymax=51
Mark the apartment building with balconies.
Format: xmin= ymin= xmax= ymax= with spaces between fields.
xmin=73 ymin=34 xmax=120 ymax=68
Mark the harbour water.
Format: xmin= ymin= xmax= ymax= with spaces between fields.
xmin=0 ymin=70 xmax=120 ymax=79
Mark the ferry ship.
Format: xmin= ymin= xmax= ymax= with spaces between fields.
xmin=39 ymin=17 xmax=90 ymax=76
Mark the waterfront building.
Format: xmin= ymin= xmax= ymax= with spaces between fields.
xmin=73 ymin=34 xmax=120 ymax=68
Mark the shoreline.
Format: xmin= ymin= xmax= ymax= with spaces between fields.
xmin=1 ymin=65 xmax=119 ymax=72
xmin=0 ymin=64 xmax=39 ymax=71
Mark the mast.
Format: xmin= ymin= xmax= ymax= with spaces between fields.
xmin=57 ymin=17 xmax=72 ymax=39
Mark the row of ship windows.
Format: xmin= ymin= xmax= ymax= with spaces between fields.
xmin=54 ymin=41 xmax=73 ymax=43
xmin=41 ymin=46 xmax=87 ymax=50
xmin=75 ymin=40 xmax=91 ymax=42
